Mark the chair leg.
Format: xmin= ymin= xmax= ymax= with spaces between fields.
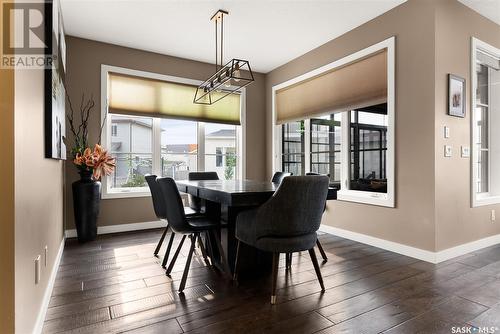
xmin=179 ymin=233 xmax=197 ymax=293
xmin=316 ymin=239 xmax=328 ymax=262
xmin=285 ymin=253 xmax=291 ymax=271
xmin=233 ymin=240 xmax=241 ymax=282
xmin=166 ymin=235 xmax=186 ymax=275
xmin=271 ymin=252 xmax=279 ymax=305
xmin=197 ymin=233 xmax=210 ymax=266
xmin=154 ymin=225 xmax=168 ymax=256
xmin=308 ymin=248 xmax=325 ymax=291
xmin=161 ymin=232 xmax=176 ymax=268
xmin=209 ymin=229 xmax=232 ymax=279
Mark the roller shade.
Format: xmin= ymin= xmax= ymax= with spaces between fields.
xmin=276 ymin=50 xmax=387 ymax=124
xmin=108 ymin=73 xmax=241 ymax=125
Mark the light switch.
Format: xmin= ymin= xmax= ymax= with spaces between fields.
xmin=461 ymin=146 xmax=470 ymax=158
xmin=444 ymin=145 xmax=452 ymax=157
xmin=444 ymin=126 xmax=450 ymax=139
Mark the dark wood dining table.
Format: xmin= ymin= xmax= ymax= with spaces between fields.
xmin=176 ymin=179 xmax=337 ymax=276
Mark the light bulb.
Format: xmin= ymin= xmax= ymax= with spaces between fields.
xmin=233 ymin=62 xmax=241 ymax=82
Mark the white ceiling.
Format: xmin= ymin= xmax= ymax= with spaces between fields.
xmin=60 ymin=0 xmax=500 ymax=74
xmin=60 ymin=0 xmax=407 ymax=73
xmin=457 ymin=0 xmax=500 ymax=26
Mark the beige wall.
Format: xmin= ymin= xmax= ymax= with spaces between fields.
xmin=266 ymin=0 xmax=500 ymax=252
xmin=266 ymin=0 xmax=438 ymax=251
xmin=434 ymin=0 xmax=500 ymax=251
xmin=14 ymin=68 xmax=66 ymax=333
xmin=0 ymin=46 xmax=16 ymax=334
xmin=64 ymin=37 xmax=267 ymax=230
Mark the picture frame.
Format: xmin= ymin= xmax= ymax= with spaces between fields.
xmin=44 ymin=0 xmax=67 ymax=160
xmin=448 ymin=74 xmax=466 ymax=118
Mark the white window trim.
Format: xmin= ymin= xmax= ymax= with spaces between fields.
xmin=471 ymin=38 xmax=500 ymax=207
xmin=100 ymin=65 xmax=246 ymax=199
xmin=272 ymin=37 xmax=396 ymax=207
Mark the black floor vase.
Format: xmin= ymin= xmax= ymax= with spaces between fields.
xmin=72 ymin=170 xmax=101 ymax=242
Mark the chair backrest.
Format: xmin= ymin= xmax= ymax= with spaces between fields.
xmin=188 ymin=172 xmax=219 ymax=181
xmin=145 ymin=175 xmax=166 ymax=219
xmin=306 ymin=172 xmax=331 ymax=178
xmin=271 ymin=171 xmax=292 ymax=184
xmin=256 ymin=176 xmax=329 ymax=238
xmin=157 ymin=177 xmax=190 ymax=233
xmin=187 ymin=172 xmax=219 ymax=211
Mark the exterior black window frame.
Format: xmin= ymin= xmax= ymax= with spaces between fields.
xmin=281 ymin=121 xmax=305 ymax=175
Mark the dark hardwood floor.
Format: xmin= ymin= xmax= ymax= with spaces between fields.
xmin=43 ymin=229 xmax=500 ymax=333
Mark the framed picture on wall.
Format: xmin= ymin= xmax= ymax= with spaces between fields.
xmin=448 ymin=74 xmax=466 ymax=118
xmin=44 ymin=0 xmax=67 ymax=160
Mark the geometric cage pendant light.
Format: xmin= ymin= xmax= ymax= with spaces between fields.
xmin=194 ymin=10 xmax=254 ymax=105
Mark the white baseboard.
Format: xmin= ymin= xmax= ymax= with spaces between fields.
xmin=319 ymin=224 xmax=500 ymax=264
xmin=64 ymin=220 xmax=164 ymax=239
xmin=434 ymin=234 xmax=500 ymax=263
xmin=33 ymin=236 xmax=65 ymax=334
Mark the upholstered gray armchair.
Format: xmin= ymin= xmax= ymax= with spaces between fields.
xmin=234 ymin=175 xmax=329 ymax=304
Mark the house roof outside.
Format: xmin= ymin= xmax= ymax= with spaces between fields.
xmin=164 ymin=144 xmax=198 ymax=154
xmin=206 ymin=129 xmax=236 ymax=138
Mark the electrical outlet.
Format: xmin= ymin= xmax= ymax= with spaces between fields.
xmin=444 ymin=145 xmax=452 ymax=157
xmin=44 ymin=246 xmax=48 ymax=267
xmin=492 ymin=210 xmax=496 ymax=222
xmin=35 ymin=255 xmax=41 ymax=284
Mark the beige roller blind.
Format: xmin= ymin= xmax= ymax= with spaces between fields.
xmin=108 ymin=73 xmax=241 ymax=125
xmin=276 ymin=50 xmax=387 ymax=124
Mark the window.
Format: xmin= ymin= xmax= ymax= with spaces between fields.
xmin=101 ymin=66 xmax=245 ymax=198
xmin=349 ymin=106 xmax=387 ymax=193
xmin=273 ymin=37 xmax=395 ymax=207
xmin=205 ymin=123 xmax=238 ymax=180
xmin=104 ymin=116 xmax=241 ymax=197
xmin=160 ymin=119 xmax=197 ymax=180
xmin=109 ymin=115 xmax=153 ymax=191
xmin=472 ymin=38 xmax=500 ymax=207
xmin=215 ymin=148 xmax=223 ymax=167
xmin=281 ymin=121 xmax=305 ymax=175
xmin=310 ymin=114 xmax=342 ymax=182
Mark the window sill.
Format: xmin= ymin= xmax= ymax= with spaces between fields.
xmin=101 ymin=190 xmax=151 ymax=200
xmin=473 ymin=194 xmax=500 ymax=207
xmin=337 ymin=189 xmax=395 ymax=208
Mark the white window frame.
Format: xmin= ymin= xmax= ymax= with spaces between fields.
xmin=272 ymin=37 xmax=395 ymax=207
xmin=471 ymin=38 xmax=500 ymax=207
xmin=100 ymin=65 xmax=245 ymax=199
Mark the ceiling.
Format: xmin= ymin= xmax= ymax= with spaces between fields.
xmin=60 ymin=0 xmax=407 ymax=73
xmin=458 ymin=0 xmax=500 ymax=26
xmin=60 ymin=0 xmax=500 ymax=74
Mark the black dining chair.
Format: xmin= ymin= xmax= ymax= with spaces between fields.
xmin=157 ymin=177 xmax=231 ymax=293
xmin=145 ymin=175 xmax=201 ymax=268
xmin=271 ymin=171 xmax=292 ymax=184
xmin=304 ymin=172 xmax=330 ymax=262
xmin=234 ymin=176 xmax=329 ymax=304
xmin=188 ymin=172 xmax=219 ymax=213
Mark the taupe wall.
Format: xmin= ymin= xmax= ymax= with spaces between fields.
xmin=0 ymin=45 xmax=15 ymax=334
xmin=434 ymin=0 xmax=500 ymax=251
xmin=65 ymin=37 xmax=267 ymax=230
xmin=266 ymin=0 xmax=438 ymax=251
xmin=14 ymin=68 xmax=66 ymax=333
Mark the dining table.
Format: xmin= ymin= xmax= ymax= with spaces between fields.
xmin=176 ymin=179 xmax=338 ymax=277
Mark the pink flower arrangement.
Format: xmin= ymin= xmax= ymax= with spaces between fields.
xmin=73 ymin=144 xmax=116 ymax=180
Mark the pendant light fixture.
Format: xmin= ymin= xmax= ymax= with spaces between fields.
xmin=194 ymin=9 xmax=254 ymax=105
